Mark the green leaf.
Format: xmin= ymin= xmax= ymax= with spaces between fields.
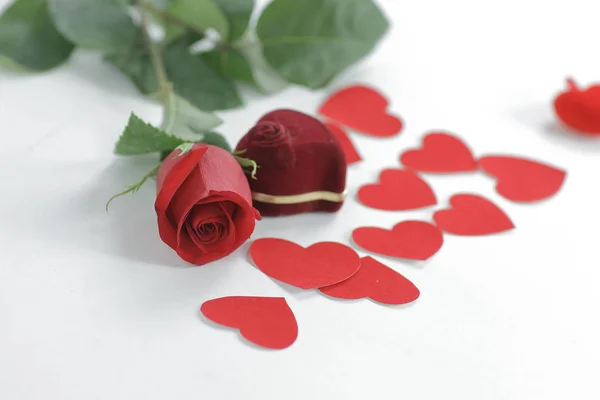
xmin=201 ymin=49 xmax=255 ymax=85
xmin=163 ymin=40 xmax=242 ymax=110
xmin=115 ymin=113 xmax=184 ymax=155
xmin=161 ymin=91 xmax=231 ymax=152
xmin=161 ymin=91 xmax=223 ymax=141
xmin=48 ymin=0 xmax=136 ymax=51
xmin=256 ymin=0 xmax=389 ymax=89
xmin=0 ymin=0 xmax=74 ymax=71
xmin=213 ymin=0 xmax=253 ymax=41
xmin=149 ymin=0 xmax=173 ymax=7
xmin=163 ymin=23 xmax=185 ymax=44
xmin=233 ymin=31 xmax=287 ymax=93
xmin=197 ymin=131 xmax=231 ymax=152
xmin=104 ymin=31 xmax=158 ymax=95
xmin=115 ymin=95 xmax=228 ymax=157
xmin=168 ymin=0 xmax=229 ymax=40
xmin=136 ymin=0 xmax=186 ymax=43
xmin=170 ymin=30 xmax=203 ymax=47
xmin=106 ymin=36 xmax=242 ymax=111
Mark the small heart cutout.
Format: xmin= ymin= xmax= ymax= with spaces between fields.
xmin=318 ymin=85 xmax=403 ymax=137
xmin=319 ymin=256 xmax=420 ymax=305
xmin=352 ymin=220 xmax=444 ymax=261
xmin=358 ymin=169 xmax=437 ymax=211
xmin=400 ymin=132 xmax=478 ymax=173
xmin=434 ymin=194 xmax=514 ymax=236
xmin=479 ymin=156 xmax=566 ymax=203
xmin=554 ymin=78 xmax=600 ymax=135
xmin=250 ymin=239 xmax=361 ymax=289
xmin=201 ymin=296 xmax=298 ymax=350
xmin=325 ymin=121 xmax=362 ymax=164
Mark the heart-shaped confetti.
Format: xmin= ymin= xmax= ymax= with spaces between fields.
xmin=554 ymin=78 xmax=600 ymax=135
xmin=479 ymin=156 xmax=567 ymax=203
xmin=400 ymin=132 xmax=478 ymax=173
xmin=250 ymin=239 xmax=361 ymax=289
xmin=434 ymin=194 xmax=514 ymax=236
xmin=318 ymin=85 xmax=403 ymax=137
xmin=201 ymin=296 xmax=298 ymax=350
xmin=325 ymin=121 xmax=362 ymax=165
xmin=358 ymin=169 xmax=437 ymax=211
xmin=352 ymin=220 xmax=444 ymax=261
xmin=319 ymin=256 xmax=420 ymax=305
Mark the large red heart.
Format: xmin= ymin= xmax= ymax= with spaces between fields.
xmin=201 ymin=296 xmax=298 ymax=350
xmin=400 ymin=132 xmax=478 ymax=173
xmin=324 ymin=121 xmax=362 ymax=165
xmin=554 ymin=78 xmax=600 ymax=135
xmin=358 ymin=169 xmax=437 ymax=210
xmin=250 ymin=239 xmax=361 ymax=289
xmin=479 ymin=156 xmax=567 ymax=203
xmin=352 ymin=221 xmax=444 ymax=261
xmin=318 ymin=85 xmax=403 ymax=137
xmin=319 ymin=256 xmax=420 ymax=305
xmin=434 ymin=194 xmax=514 ymax=236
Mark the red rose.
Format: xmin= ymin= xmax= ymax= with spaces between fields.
xmin=155 ymin=143 xmax=261 ymax=265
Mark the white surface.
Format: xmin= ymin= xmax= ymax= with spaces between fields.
xmin=1 ymin=0 xmax=600 ymax=399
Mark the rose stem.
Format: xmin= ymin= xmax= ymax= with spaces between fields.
xmin=137 ymin=0 xmax=171 ymax=103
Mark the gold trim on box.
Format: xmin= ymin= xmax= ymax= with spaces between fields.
xmin=252 ymin=189 xmax=347 ymax=205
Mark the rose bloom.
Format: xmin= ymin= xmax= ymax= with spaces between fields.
xmin=155 ymin=143 xmax=261 ymax=265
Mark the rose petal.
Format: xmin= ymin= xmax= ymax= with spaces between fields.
xmin=168 ymin=145 xmax=254 ymax=233
xmin=176 ymin=199 xmax=238 ymax=259
xmin=177 ymin=200 xmax=222 ymax=252
xmin=190 ymin=201 xmax=236 ymax=255
xmin=175 ymin=196 xmax=226 ymax=248
xmin=155 ymin=147 xmax=208 ymax=250
xmin=167 ymin=165 xmax=210 ymax=229
xmin=156 ymin=146 xmax=208 ymax=211
xmin=188 ymin=202 xmax=228 ymax=246
xmin=195 ymin=201 xmax=235 ymax=254
xmin=187 ymin=222 xmax=223 ymax=248
xmin=216 ymin=201 xmax=236 ymax=251
xmin=216 ymin=191 xmax=255 ymax=249
xmin=197 ymin=146 xmax=253 ymax=203
xmin=189 ymin=221 xmax=223 ymax=245
xmin=189 ymin=202 xmax=226 ymax=226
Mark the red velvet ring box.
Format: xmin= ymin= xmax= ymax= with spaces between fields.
xmin=235 ymin=109 xmax=347 ymax=216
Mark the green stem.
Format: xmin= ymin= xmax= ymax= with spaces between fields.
xmin=234 ymin=156 xmax=258 ymax=179
xmin=105 ymin=163 xmax=161 ymax=212
xmin=137 ymin=0 xmax=170 ymax=102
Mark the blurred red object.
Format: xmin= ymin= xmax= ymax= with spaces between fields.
xmin=554 ymin=78 xmax=600 ymax=135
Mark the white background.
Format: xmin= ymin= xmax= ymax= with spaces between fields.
xmin=2 ymin=0 xmax=600 ymax=399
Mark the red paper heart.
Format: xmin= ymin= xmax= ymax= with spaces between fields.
xmin=201 ymin=296 xmax=298 ymax=350
xmin=325 ymin=121 xmax=362 ymax=164
xmin=319 ymin=256 xmax=420 ymax=305
xmin=358 ymin=169 xmax=437 ymax=211
xmin=554 ymin=78 xmax=600 ymax=135
xmin=479 ymin=156 xmax=567 ymax=203
xmin=352 ymin=221 xmax=443 ymax=261
xmin=400 ymin=132 xmax=478 ymax=173
xmin=434 ymin=194 xmax=514 ymax=236
xmin=318 ymin=85 xmax=403 ymax=137
xmin=250 ymin=239 xmax=361 ymax=289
